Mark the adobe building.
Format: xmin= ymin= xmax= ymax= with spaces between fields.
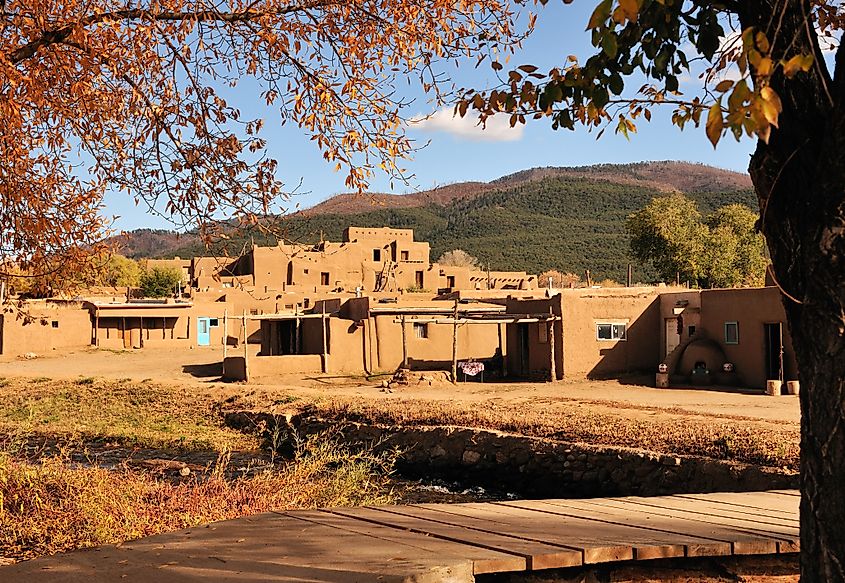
xmin=165 ymin=227 xmax=537 ymax=295
xmin=503 ymin=287 xmax=661 ymax=381
xmin=659 ymin=286 xmax=798 ymax=389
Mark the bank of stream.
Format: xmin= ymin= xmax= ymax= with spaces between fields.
xmin=225 ymin=409 xmax=798 ymax=499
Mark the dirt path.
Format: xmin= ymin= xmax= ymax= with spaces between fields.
xmin=0 ymin=347 xmax=800 ymax=425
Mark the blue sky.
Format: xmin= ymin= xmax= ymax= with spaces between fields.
xmin=105 ymin=2 xmax=757 ymax=231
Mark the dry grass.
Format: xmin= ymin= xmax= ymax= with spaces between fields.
xmin=0 ymin=436 xmax=397 ymax=563
xmin=0 ymin=376 xmax=255 ymax=451
xmin=302 ymin=397 xmax=799 ymax=471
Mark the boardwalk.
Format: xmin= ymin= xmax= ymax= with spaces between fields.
xmin=4 ymin=490 xmax=799 ymax=583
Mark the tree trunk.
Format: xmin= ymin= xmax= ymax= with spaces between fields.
xmin=740 ymin=2 xmax=845 ymax=579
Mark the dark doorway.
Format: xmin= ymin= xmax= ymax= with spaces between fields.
xmin=271 ymin=320 xmax=300 ymax=355
xmin=446 ymin=275 xmax=456 ymax=288
xmin=764 ymin=322 xmax=784 ymax=381
xmin=286 ymin=261 xmax=294 ymax=285
xmin=517 ymin=323 xmax=530 ymax=376
xmin=415 ymin=271 xmax=424 ymax=288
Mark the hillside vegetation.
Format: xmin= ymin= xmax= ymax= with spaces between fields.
xmin=114 ymin=162 xmax=756 ymax=282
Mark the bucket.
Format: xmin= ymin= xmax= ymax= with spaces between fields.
xmin=786 ymin=380 xmax=800 ymax=395
xmin=766 ymin=380 xmax=782 ymax=396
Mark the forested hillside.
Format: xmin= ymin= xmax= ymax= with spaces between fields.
xmin=114 ymin=163 xmax=757 ymax=282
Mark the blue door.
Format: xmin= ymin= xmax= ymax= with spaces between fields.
xmin=197 ymin=317 xmax=211 ymax=346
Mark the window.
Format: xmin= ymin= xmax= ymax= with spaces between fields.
xmin=724 ymin=321 xmax=739 ymax=344
xmin=51 ymin=321 xmax=59 ymax=329
xmin=209 ymin=318 xmax=219 ymax=327
xmin=373 ymin=249 xmax=382 ymax=262
xmin=688 ymin=325 xmax=696 ymax=337
xmin=249 ymin=308 xmax=260 ymax=316
xmin=413 ymin=323 xmax=428 ymax=339
xmin=320 ymin=272 xmax=330 ymax=286
xmin=596 ymin=323 xmax=626 ymax=341
xmin=446 ymin=275 xmax=456 ymax=288
xmin=401 ymin=251 xmax=409 ymax=261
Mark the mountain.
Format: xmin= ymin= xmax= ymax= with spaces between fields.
xmin=110 ymin=161 xmax=757 ymax=281
xmin=300 ymin=161 xmax=751 ymax=216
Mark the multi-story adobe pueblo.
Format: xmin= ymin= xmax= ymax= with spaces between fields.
xmin=0 ymin=227 xmax=800 ymax=393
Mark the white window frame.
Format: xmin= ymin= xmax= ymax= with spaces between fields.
xmin=413 ymin=322 xmax=429 ymax=339
xmin=596 ymin=322 xmax=627 ymax=341
xmin=724 ymin=321 xmax=739 ymax=345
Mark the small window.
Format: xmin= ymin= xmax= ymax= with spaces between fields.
xmin=596 ymin=323 xmax=626 ymax=341
xmin=249 ymin=308 xmax=260 ymax=316
xmin=688 ymin=325 xmax=696 ymax=337
xmin=413 ymin=322 xmax=428 ymax=339
xmin=51 ymin=321 xmax=59 ymax=329
xmin=446 ymin=275 xmax=456 ymax=288
xmin=209 ymin=318 xmax=219 ymax=327
xmin=724 ymin=322 xmax=739 ymax=344
xmin=401 ymin=250 xmax=409 ymax=261
xmin=373 ymin=249 xmax=382 ymax=262
xmin=320 ymin=272 xmax=330 ymax=286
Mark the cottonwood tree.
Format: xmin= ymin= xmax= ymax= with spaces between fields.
xmin=460 ymin=0 xmax=845 ymax=577
xmin=627 ymin=195 xmax=766 ymax=287
xmin=0 ymin=0 xmax=520 ymax=282
xmin=436 ymin=249 xmax=481 ymax=268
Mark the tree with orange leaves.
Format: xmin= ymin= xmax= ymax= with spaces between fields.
xmin=1 ymin=0 xmax=521 ymax=280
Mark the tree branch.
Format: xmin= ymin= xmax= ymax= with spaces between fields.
xmin=8 ymin=0 xmax=340 ymax=64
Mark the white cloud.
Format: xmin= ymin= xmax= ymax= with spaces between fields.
xmin=409 ymin=106 xmax=524 ymax=142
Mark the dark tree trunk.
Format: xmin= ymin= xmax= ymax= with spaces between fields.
xmin=740 ymin=1 xmax=845 ymax=580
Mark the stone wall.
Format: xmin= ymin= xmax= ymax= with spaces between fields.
xmin=224 ymin=412 xmax=797 ymax=498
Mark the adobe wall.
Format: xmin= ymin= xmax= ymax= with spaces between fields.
xmin=699 ymin=287 xmax=798 ymax=388
xmin=0 ymin=304 xmax=92 ymax=358
xmin=560 ymin=288 xmax=661 ymax=379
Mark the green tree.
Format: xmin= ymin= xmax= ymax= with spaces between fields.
xmin=139 ymin=268 xmax=182 ymax=299
xmin=97 ymin=255 xmax=143 ymax=288
xmin=461 ymin=2 xmax=844 ymax=573
xmin=628 ymin=196 xmax=767 ymax=288
xmin=705 ymin=204 xmax=768 ymax=287
xmin=626 ymin=193 xmax=709 ymax=286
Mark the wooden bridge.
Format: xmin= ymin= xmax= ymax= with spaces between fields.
xmin=4 ymin=490 xmax=799 ymax=582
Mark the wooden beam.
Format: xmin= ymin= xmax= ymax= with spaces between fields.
xmin=451 ymin=300 xmax=459 ymax=384
xmin=401 ymin=314 xmax=408 ymax=369
xmin=321 ymin=305 xmax=328 ymax=373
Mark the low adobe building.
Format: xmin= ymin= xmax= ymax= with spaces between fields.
xmin=659 ymin=287 xmax=798 ymax=389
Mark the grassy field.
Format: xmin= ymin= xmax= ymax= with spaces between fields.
xmin=0 ymin=376 xmax=255 ymax=451
xmin=0 ymin=376 xmax=396 ymax=563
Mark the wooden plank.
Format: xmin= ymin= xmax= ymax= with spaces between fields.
xmin=286 ymin=510 xmax=522 ymax=575
xmin=536 ymin=497 xmax=790 ymax=556
xmin=332 ymin=506 xmax=574 ymax=572
xmin=4 ymin=512 xmax=476 ymax=583
xmin=489 ymin=499 xmax=730 ymax=561
xmin=583 ymin=497 xmax=792 ymax=555
xmin=676 ymin=492 xmax=800 ymax=516
xmin=499 ymin=499 xmax=733 ymax=558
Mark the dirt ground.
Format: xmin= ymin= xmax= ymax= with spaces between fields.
xmin=0 ymin=346 xmax=800 ymax=425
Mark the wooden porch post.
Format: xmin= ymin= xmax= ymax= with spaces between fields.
xmin=451 ymin=300 xmax=459 ymax=384
xmin=548 ymin=312 xmax=557 ymax=382
xmin=497 ymin=322 xmax=506 ymax=377
xmin=321 ymin=305 xmax=329 ymax=373
xmin=222 ymin=310 xmax=228 ymax=377
xmin=401 ymin=314 xmax=408 ymax=368
xmin=242 ymin=311 xmax=249 ymax=382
